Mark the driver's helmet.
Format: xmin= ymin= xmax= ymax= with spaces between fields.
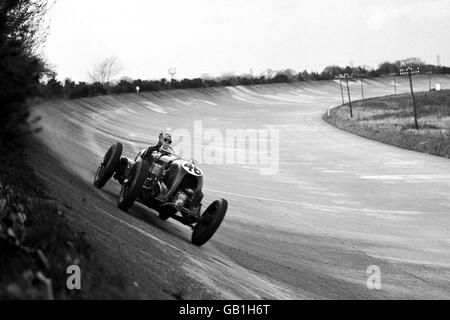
xmin=159 ymin=132 xmax=172 ymax=147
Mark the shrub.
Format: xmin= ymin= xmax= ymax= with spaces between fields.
xmin=0 ymin=0 xmax=52 ymax=147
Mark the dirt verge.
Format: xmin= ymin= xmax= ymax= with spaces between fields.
xmin=0 ymin=137 xmax=142 ymax=299
xmin=323 ymin=90 xmax=450 ymax=159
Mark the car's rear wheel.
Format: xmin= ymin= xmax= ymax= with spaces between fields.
xmin=117 ymin=160 xmax=150 ymax=212
xmin=94 ymin=143 xmax=123 ymax=189
xmin=191 ymin=199 xmax=227 ymax=246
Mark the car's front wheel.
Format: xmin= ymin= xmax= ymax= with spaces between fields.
xmin=94 ymin=143 xmax=123 ymax=189
xmin=191 ymin=199 xmax=228 ymax=246
xmin=117 ymin=160 xmax=150 ymax=212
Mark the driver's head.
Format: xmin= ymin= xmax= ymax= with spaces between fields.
xmin=159 ymin=132 xmax=172 ymax=147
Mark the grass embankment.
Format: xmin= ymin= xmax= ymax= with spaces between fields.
xmin=0 ymin=138 xmax=140 ymax=299
xmin=324 ymin=89 xmax=450 ymax=158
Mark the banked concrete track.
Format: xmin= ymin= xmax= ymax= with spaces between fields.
xmin=29 ymin=75 xmax=450 ymax=299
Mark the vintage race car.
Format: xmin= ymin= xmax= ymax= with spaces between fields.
xmin=93 ymin=142 xmax=227 ymax=246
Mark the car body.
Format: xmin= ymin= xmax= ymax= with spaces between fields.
xmin=93 ymin=142 xmax=227 ymax=246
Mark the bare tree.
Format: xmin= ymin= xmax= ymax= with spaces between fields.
xmin=88 ymin=56 xmax=123 ymax=85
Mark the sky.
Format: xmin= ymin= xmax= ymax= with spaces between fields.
xmin=43 ymin=0 xmax=450 ymax=82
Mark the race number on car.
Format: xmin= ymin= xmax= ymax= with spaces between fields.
xmin=182 ymin=161 xmax=203 ymax=176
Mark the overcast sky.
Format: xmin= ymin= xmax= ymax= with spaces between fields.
xmin=44 ymin=0 xmax=450 ymax=82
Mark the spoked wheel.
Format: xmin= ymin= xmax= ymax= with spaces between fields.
xmin=155 ymin=202 xmax=174 ymax=221
xmin=191 ymin=199 xmax=228 ymax=246
xmin=117 ymin=160 xmax=150 ymax=212
xmin=94 ymin=143 xmax=123 ymax=189
xmin=158 ymin=210 xmax=172 ymax=221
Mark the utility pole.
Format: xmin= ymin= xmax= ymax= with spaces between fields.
xmin=345 ymin=74 xmax=353 ymax=118
xmin=426 ymin=71 xmax=432 ymax=91
xmin=335 ymin=76 xmax=345 ymax=105
xmin=394 ymin=76 xmax=397 ymax=95
xmin=400 ymin=66 xmax=420 ymax=130
xmin=168 ymin=67 xmax=177 ymax=80
xmin=355 ymin=72 xmax=365 ymax=100
xmin=389 ymin=72 xmax=398 ymax=95
xmin=360 ymin=78 xmax=365 ymax=100
xmin=337 ymin=73 xmax=353 ymax=118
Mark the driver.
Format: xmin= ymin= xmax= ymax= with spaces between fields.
xmin=141 ymin=131 xmax=173 ymax=160
xmin=113 ymin=132 xmax=174 ymax=183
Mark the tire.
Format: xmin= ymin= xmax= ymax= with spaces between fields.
xmin=156 ymin=203 xmax=174 ymax=221
xmin=117 ymin=160 xmax=150 ymax=212
xmin=159 ymin=211 xmax=171 ymax=221
xmin=94 ymin=143 xmax=123 ymax=189
xmin=191 ymin=199 xmax=228 ymax=246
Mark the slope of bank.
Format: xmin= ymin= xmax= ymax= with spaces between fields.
xmin=0 ymin=136 xmax=144 ymax=299
xmin=324 ymin=90 xmax=450 ymax=159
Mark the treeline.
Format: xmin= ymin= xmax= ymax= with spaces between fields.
xmin=39 ymin=57 xmax=450 ymax=100
xmin=0 ymin=0 xmax=51 ymax=147
xmin=38 ymin=75 xmax=293 ymax=99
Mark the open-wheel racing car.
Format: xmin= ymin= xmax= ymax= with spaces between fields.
xmin=93 ymin=142 xmax=228 ymax=246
